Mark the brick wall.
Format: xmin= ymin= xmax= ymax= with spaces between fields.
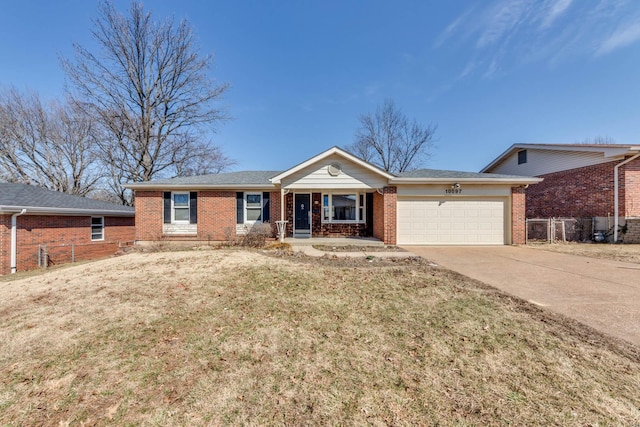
xmin=525 ymin=160 xmax=640 ymax=218
xmin=135 ymin=190 xmax=240 ymax=242
xmin=269 ymin=191 xmax=281 ymax=236
xmin=197 ymin=191 xmax=236 ymax=241
xmin=0 ymin=214 xmax=135 ymax=275
xmin=134 ymin=190 xmax=163 ymax=240
xmin=511 ymin=187 xmax=526 ymax=245
xmin=624 ymin=158 xmax=640 ymax=217
xmin=285 ymin=193 xmax=294 ymax=237
xmin=372 ymin=187 xmax=396 ymax=245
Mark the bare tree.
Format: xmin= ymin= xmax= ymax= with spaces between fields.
xmin=576 ymin=136 xmax=616 ymax=145
xmin=347 ymin=99 xmax=436 ymax=173
xmin=61 ymin=1 xmax=232 ymax=204
xmin=0 ymin=87 xmax=102 ymax=195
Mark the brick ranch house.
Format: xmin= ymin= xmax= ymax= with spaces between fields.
xmin=481 ymin=143 xmax=640 ymax=242
xmin=126 ymin=147 xmax=540 ymax=246
xmin=0 ymin=183 xmax=135 ymax=275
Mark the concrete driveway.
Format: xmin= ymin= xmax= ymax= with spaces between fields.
xmin=403 ymin=245 xmax=640 ymax=346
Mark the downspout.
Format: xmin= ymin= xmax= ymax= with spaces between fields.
xmin=614 ymin=153 xmax=640 ymax=242
xmin=10 ymin=209 xmax=27 ymax=274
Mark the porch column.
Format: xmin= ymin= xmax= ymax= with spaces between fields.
xmin=280 ymin=188 xmax=285 ymax=223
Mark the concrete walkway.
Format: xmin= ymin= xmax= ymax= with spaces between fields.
xmin=285 ymin=237 xmax=414 ymax=258
xmin=403 ymin=245 xmax=640 ymax=346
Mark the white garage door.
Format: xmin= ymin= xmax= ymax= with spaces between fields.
xmin=397 ymin=198 xmax=506 ymax=245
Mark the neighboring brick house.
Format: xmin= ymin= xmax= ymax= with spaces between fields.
xmin=126 ymin=147 xmax=539 ymax=246
xmin=0 ymin=183 xmax=135 ymax=275
xmin=481 ymin=143 xmax=640 ymax=242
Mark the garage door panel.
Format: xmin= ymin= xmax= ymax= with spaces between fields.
xmin=397 ymin=199 xmax=505 ymax=245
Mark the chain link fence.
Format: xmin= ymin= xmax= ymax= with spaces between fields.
xmin=526 ymin=218 xmax=595 ymax=243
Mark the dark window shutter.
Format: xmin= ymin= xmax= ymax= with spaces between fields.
xmin=263 ymin=192 xmax=270 ymax=222
xmin=189 ymin=192 xmax=198 ymax=224
xmin=236 ymin=192 xmax=244 ymax=224
xmin=163 ymin=192 xmax=171 ymax=224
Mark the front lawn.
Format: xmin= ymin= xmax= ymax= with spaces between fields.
xmin=0 ymin=249 xmax=638 ymax=425
xmin=528 ymin=242 xmax=640 ymax=264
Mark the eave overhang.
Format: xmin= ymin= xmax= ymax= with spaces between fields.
xmin=390 ymin=177 xmax=543 ymax=185
xmin=124 ymin=183 xmax=278 ymax=191
xmin=0 ymin=205 xmax=135 ymax=216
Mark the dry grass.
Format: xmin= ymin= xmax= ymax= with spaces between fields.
xmin=528 ymin=242 xmax=640 ymax=264
xmin=0 ymin=248 xmax=639 ymax=426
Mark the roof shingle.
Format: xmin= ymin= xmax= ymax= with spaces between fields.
xmin=0 ymin=183 xmax=134 ymax=214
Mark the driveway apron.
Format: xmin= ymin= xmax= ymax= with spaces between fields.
xmin=403 ymin=246 xmax=640 ymax=346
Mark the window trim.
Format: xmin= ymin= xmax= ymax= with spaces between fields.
xmin=172 ymin=192 xmax=191 ymax=224
xmin=321 ymin=192 xmax=366 ymax=223
xmin=91 ymin=216 xmax=104 ymax=241
xmin=244 ymin=192 xmax=263 ymax=224
xmin=517 ymin=149 xmax=527 ymax=165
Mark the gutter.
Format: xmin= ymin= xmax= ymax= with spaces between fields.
xmin=388 ymin=177 xmax=543 ymax=185
xmin=0 ymin=205 xmax=134 ymax=216
xmin=614 ymin=153 xmax=640 ymax=242
xmin=10 ymin=209 xmax=27 ymax=274
xmin=123 ymin=184 xmax=277 ymax=191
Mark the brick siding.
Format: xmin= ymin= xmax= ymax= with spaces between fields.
xmin=372 ymin=187 xmax=397 ymax=245
xmin=134 ymin=190 xmax=240 ymax=242
xmin=526 ymin=159 xmax=640 ymax=218
xmin=624 ymin=158 xmax=640 ymax=217
xmin=511 ymin=187 xmax=526 ymax=245
xmin=134 ymin=190 xmax=163 ymax=240
xmin=0 ymin=214 xmax=135 ymax=275
xmin=197 ymin=191 xmax=236 ymax=241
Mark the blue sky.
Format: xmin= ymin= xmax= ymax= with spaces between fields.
xmin=1 ymin=0 xmax=639 ymax=173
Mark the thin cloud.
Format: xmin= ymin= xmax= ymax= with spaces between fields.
xmin=596 ymin=20 xmax=640 ymax=55
xmin=433 ymin=6 xmax=477 ymax=48
xmin=477 ymin=0 xmax=530 ymax=48
xmin=540 ymin=0 xmax=573 ymax=29
xmin=436 ymin=0 xmax=640 ymax=78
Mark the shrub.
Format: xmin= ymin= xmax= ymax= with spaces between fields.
xmin=241 ymin=222 xmax=274 ymax=248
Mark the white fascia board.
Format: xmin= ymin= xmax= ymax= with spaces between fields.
xmin=390 ymin=177 xmax=543 ymax=185
xmin=0 ymin=205 xmax=134 ymax=216
xmin=269 ymin=146 xmax=394 ymax=184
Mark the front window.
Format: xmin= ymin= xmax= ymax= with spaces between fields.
xmin=91 ymin=216 xmax=104 ymax=241
xmin=245 ymin=193 xmax=262 ymax=222
xmin=173 ymin=192 xmax=190 ymax=222
xmin=322 ymin=193 xmax=365 ymax=223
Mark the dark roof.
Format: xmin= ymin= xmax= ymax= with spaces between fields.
xmin=127 ymin=171 xmax=281 ymax=187
xmin=0 ymin=183 xmax=134 ymax=215
xmin=397 ymin=169 xmax=530 ymax=180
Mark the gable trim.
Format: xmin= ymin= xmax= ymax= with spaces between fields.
xmin=269 ymin=146 xmax=395 ymax=184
